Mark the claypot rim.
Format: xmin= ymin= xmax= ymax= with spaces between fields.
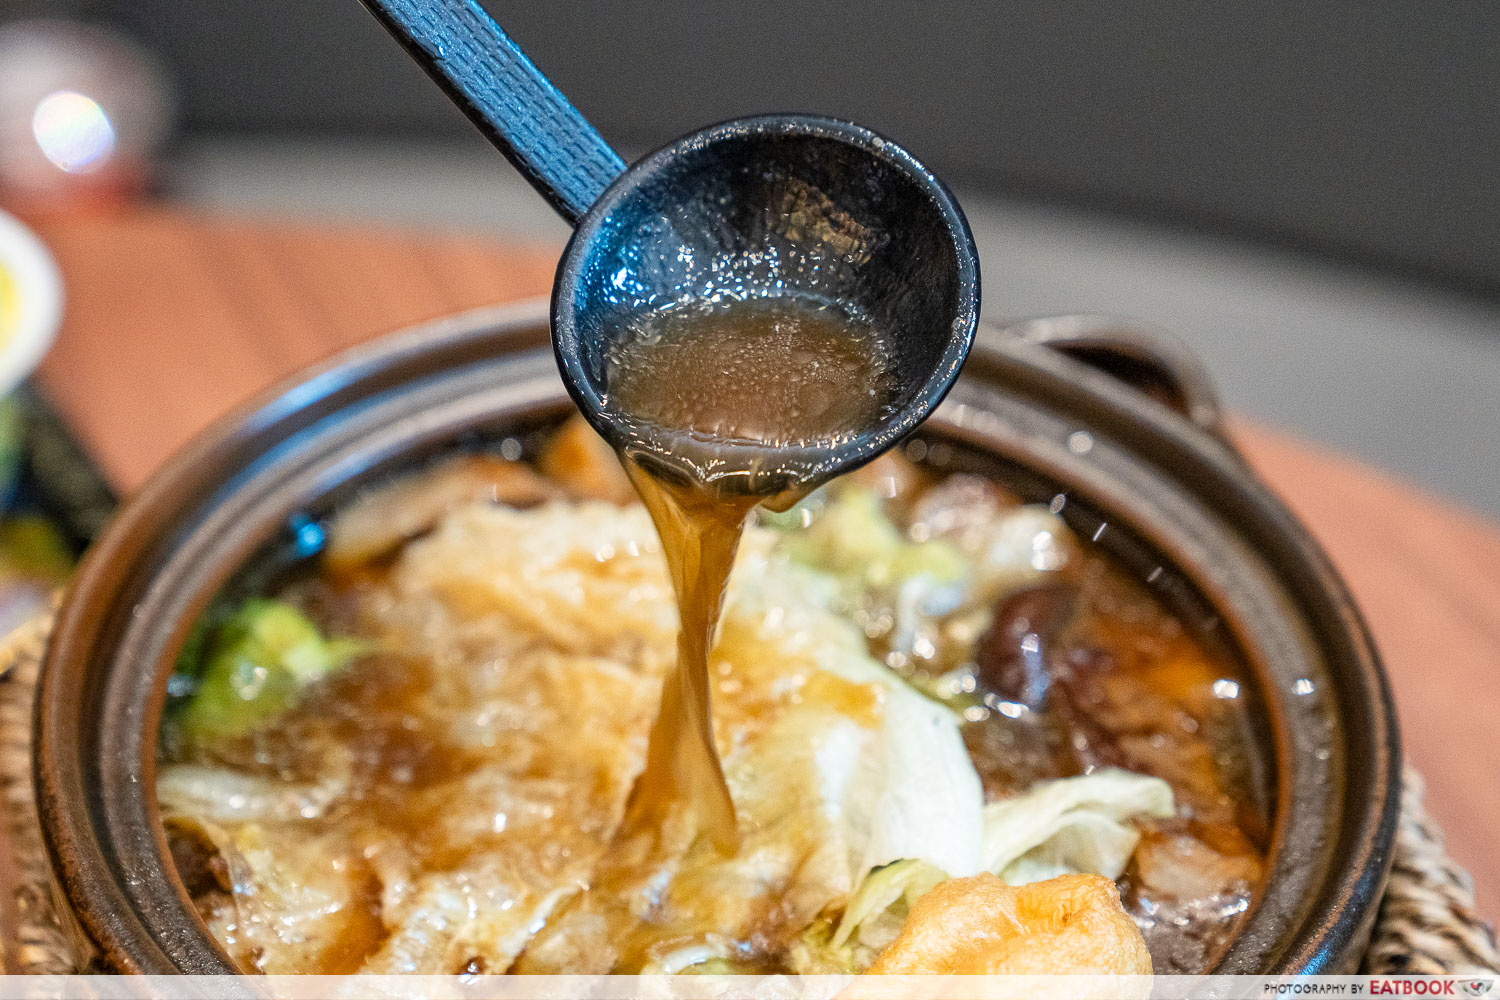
xmin=33 ymin=298 xmax=1400 ymax=975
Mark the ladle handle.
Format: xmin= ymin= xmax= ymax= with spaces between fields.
xmin=358 ymin=0 xmax=626 ymax=223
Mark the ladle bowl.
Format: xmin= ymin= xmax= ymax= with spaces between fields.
xmin=358 ymin=0 xmax=979 ymax=489
xmin=554 ymin=114 xmax=980 ymax=491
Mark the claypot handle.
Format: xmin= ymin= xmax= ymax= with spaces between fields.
xmin=994 ymin=314 xmax=1234 ymax=449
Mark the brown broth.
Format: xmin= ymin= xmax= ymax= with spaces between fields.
xmin=605 ymin=298 xmax=894 ymax=452
xmin=161 ymin=439 xmax=1268 ymax=974
xmin=606 ymin=297 xmax=895 ymax=852
xmin=617 ymin=466 xmax=756 ymax=852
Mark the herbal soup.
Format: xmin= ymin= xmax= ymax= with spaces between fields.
xmin=158 ymin=417 xmax=1267 ymax=977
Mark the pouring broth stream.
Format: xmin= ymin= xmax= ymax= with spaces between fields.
xmin=605 ymin=296 xmax=896 ymax=850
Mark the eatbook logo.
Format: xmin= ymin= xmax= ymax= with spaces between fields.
xmin=1463 ymin=980 xmax=1495 ymax=998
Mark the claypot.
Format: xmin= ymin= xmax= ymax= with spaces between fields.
xmin=33 ymin=301 xmax=1399 ymax=974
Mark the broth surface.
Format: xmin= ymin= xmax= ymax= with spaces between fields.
xmin=606 ymin=298 xmax=894 ymax=454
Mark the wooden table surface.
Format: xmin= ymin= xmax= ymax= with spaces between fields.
xmin=26 ymin=207 xmax=1500 ymax=924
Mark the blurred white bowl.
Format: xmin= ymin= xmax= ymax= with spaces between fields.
xmin=0 ymin=208 xmax=62 ymax=396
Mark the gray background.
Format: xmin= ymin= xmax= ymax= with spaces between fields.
xmin=101 ymin=0 xmax=1500 ymax=293
xmin=47 ymin=1 xmax=1500 ymax=514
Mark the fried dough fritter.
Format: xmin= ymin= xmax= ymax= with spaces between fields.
xmin=864 ymin=872 xmax=1150 ymax=977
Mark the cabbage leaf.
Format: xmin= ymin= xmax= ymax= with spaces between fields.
xmin=775 ymin=485 xmax=966 ymax=592
xmin=796 ymin=769 xmax=1175 ymax=973
xmin=725 ymin=537 xmax=986 ymax=888
xmin=981 ymin=768 xmax=1175 ymax=883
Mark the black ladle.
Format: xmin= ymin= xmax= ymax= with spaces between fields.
xmin=359 ymin=0 xmax=980 ymax=489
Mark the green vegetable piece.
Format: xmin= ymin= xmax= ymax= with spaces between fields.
xmin=834 ymin=857 xmax=947 ymax=947
xmin=176 ymin=598 xmax=366 ymax=741
xmin=790 ymin=916 xmax=857 ymax=975
xmin=780 ymin=485 xmax=965 ymax=591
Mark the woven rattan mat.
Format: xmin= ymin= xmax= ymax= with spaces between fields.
xmin=0 ymin=611 xmax=1495 ymax=976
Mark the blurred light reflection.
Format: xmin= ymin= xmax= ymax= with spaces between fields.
xmin=32 ymin=90 xmax=115 ymax=174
